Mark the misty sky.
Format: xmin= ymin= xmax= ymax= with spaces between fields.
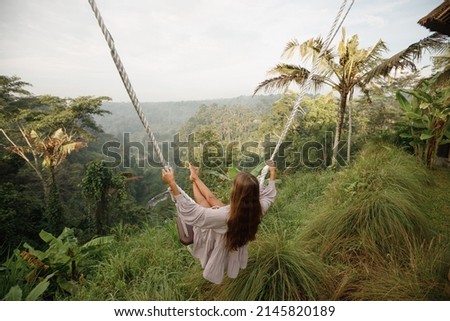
xmin=0 ymin=0 xmax=442 ymax=102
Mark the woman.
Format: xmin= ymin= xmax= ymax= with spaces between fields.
xmin=162 ymin=161 xmax=277 ymax=284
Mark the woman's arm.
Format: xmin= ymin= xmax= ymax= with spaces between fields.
xmin=162 ymin=168 xmax=180 ymax=196
xmin=260 ymin=160 xmax=277 ymax=214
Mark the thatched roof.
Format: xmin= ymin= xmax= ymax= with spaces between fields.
xmin=418 ymin=0 xmax=450 ymax=36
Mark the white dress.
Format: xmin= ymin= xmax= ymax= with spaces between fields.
xmin=174 ymin=180 xmax=277 ymax=284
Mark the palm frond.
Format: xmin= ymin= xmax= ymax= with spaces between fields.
xmin=405 ymin=32 xmax=448 ymax=59
xmin=254 ymin=75 xmax=298 ymax=95
xmin=254 ymin=64 xmax=310 ymax=94
xmin=283 ymin=39 xmax=301 ymax=59
xmin=364 ymin=33 xmax=449 ymax=80
xmin=361 ymin=39 xmax=388 ymax=71
xmin=431 ymin=52 xmax=450 ymax=69
xmin=282 ymin=37 xmax=336 ymax=64
xmin=431 ymin=51 xmax=450 ymax=87
xmin=267 ymin=63 xmax=309 ymax=76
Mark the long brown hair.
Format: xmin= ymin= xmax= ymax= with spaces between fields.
xmin=225 ymin=172 xmax=263 ymax=251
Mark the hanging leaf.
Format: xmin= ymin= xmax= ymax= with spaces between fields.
xmin=39 ymin=229 xmax=56 ymax=243
xmin=227 ymin=166 xmax=241 ymax=180
xmin=203 ymin=169 xmax=230 ymax=181
xmin=51 ymin=128 xmax=65 ymax=140
xmin=61 ymin=142 xmax=87 ymax=155
xmin=399 ymin=133 xmax=413 ymax=138
xmin=29 ymin=130 xmax=39 ymax=140
xmin=3 ymin=285 xmax=23 ymax=301
xmin=22 ymin=243 xmax=47 ymax=260
xmin=250 ymin=161 xmax=267 ymax=177
xmin=82 ymin=235 xmax=114 ymax=248
xmin=420 ymin=133 xmax=434 ymax=140
xmin=25 ymin=273 xmax=55 ymax=301
xmin=396 ymin=91 xmax=410 ymax=112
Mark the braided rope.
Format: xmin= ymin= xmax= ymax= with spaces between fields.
xmin=88 ymin=0 xmax=168 ymax=170
xmin=88 ymin=0 xmax=194 ymax=223
xmin=259 ymin=0 xmax=354 ymax=185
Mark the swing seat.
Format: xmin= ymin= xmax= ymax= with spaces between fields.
xmin=176 ymin=216 xmax=194 ymax=245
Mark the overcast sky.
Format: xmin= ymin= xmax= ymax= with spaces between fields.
xmin=0 ymin=0 xmax=443 ymax=102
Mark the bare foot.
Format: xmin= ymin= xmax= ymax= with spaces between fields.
xmin=189 ymin=163 xmax=199 ymax=181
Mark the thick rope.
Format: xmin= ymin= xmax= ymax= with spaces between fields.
xmin=259 ymin=0 xmax=355 ymax=185
xmin=88 ymin=0 xmax=168 ymax=170
xmin=88 ymin=0 xmax=194 ymax=238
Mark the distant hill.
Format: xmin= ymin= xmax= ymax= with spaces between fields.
xmin=95 ymin=94 xmax=280 ymax=140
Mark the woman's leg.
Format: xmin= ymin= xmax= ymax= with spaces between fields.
xmin=190 ymin=164 xmax=224 ymax=207
xmin=192 ymin=177 xmax=211 ymax=207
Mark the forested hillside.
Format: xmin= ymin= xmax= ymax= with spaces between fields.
xmin=96 ymin=95 xmax=279 ymax=140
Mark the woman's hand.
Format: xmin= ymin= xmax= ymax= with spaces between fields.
xmin=162 ymin=167 xmax=180 ymax=196
xmin=161 ymin=167 xmax=175 ymax=185
xmin=266 ymin=160 xmax=277 ymax=180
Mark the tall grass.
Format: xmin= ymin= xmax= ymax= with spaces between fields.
xmin=294 ymin=143 xmax=449 ymax=300
xmin=346 ymin=237 xmax=450 ymax=300
xmin=300 ymin=144 xmax=434 ymax=266
xmin=70 ymin=221 xmax=197 ymax=300
xmin=264 ymin=170 xmax=334 ymax=234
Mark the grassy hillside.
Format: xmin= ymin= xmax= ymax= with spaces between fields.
xmin=65 ymin=143 xmax=449 ymax=301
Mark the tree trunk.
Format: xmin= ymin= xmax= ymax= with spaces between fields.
xmin=95 ymin=192 xmax=108 ymax=235
xmin=44 ymin=168 xmax=64 ymax=235
xmin=347 ymin=94 xmax=353 ymax=165
xmin=39 ymin=171 xmax=49 ymax=204
xmin=331 ymin=93 xmax=348 ymax=167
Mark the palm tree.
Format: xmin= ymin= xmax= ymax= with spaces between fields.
xmin=1 ymin=127 xmax=86 ymax=199
xmin=255 ymin=30 xmax=448 ymax=166
xmin=1 ymin=127 xmax=87 ymax=234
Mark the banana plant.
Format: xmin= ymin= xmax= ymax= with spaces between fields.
xmin=396 ymin=75 xmax=450 ymax=168
xmin=1 ymin=228 xmax=113 ymax=300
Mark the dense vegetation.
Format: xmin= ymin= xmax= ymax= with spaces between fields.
xmin=5 ymin=145 xmax=446 ymax=301
xmin=1 ymin=28 xmax=449 ymax=301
